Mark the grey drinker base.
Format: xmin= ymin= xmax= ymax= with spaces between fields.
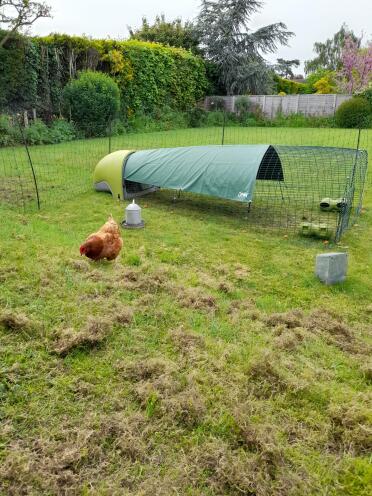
xmin=121 ymin=220 xmax=145 ymax=229
xmin=315 ymin=252 xmax=348 ymax=285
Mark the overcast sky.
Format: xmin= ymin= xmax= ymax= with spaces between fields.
xmin=31 ymin=0 xmax=372 ymax=73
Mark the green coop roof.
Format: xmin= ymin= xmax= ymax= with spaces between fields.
xmin=123 ymin=145 xmax=283 ymax=202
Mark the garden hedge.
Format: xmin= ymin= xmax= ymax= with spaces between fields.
xmin=0 ymin=32 xmax=208 ymax=118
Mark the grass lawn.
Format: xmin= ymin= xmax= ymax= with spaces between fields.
xmin=0 ymin=126 xmax=371 ymax=495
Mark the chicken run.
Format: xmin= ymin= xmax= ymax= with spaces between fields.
xmin=93 ymin=144 xmax=368 ymax=242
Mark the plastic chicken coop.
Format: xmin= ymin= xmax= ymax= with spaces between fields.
xmin=93 ymin=144 xmax=368 ymax=241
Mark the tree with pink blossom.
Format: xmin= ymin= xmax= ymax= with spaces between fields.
xmin=337 ymin=37 xmax=372 ymax=94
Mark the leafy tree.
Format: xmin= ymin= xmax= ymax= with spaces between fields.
xmin=337 ymin=37 xmax=372 ymax=94
xmin=275 ymin=58 xmax=300 ymax=79
xmin=0 ymin=0 xmax=52 ymax=48
xmin=313 ymin=76 xmax=336 ymax=94
xmin=129 ymin=14 xmax=200 ymax=54
xmin=304 ymin=24 xmax=360 ymax=74
xmin=195 ymin=0 xmax=293 ymax=95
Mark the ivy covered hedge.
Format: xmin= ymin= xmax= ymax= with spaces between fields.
xmin=0 ymin=31 xmax=207 ymax=118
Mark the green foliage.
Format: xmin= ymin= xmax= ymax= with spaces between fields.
xmin=0 ymin=32 xmax=207 ymax=123
xmin=359 ymin=87 xmax=372 ymax=108
xmin=335 ymin=97 xmax=371 ymax=128
xmin=269 ymin=112 xmax=335 ymax=128
xmin=234 ymin=96 xmax=263 ymax=124
xmin=129 ymin=14 xmax=200 ymax=54
xmin=0 ymin=31 xmax=39 ymax=112
xmin=305 ymin=24 xmax=360 ymax=73
xmin=313 ymin=77 xmax=337 ymax=94
xmin=0 ymin=116 xmax=76 ymax=147
xmin=235 ymin=96 xmax=251 ymax=114
xmin=305 ymin=69 xmax=337 ymax=94
xmin=24 ymin=119 xmax=50 ymax=145
xmin=335 ymin=458 xmax=372 ymax=496
xmin=187 ymin=107 xmax=207 ymax=127
xmin=275 ymin=58 xmax=300 ymax=79
xmin=196 ymin=0 xmax=293 ymax=95
xmin=62 ymin=71 xmax=120 ymax=137
xmin=274 ymin=75 xmax=308 ymax=94
xmin=127 ymin=107 xmax=189 ymax=133
xmin=48 ymin=119 xmax=76 ymax=143
xmin=0 ymin=114 xmax=17 ymax=146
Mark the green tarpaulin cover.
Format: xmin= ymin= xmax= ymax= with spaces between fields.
xmin=124 ymin=145 xmax=281 ymax=202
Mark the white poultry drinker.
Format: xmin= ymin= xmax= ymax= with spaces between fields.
xmin=122 ymin=199 xmax=145 ymax=229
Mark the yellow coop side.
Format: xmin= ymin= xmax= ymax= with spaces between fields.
xmin=93 ymin=150 xmax=134 ymax=200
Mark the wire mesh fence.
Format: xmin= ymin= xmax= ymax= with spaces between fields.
xmin=0 ymin=111 xmax=370 ymax=240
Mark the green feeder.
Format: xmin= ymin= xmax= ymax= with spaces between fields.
xmin=300 ymin=222 xmax=313 ymax=236
xmin=320 ymin=197 xmax=346 ymax=212
xmin=300 ymin=222 xmax=333 ymax=239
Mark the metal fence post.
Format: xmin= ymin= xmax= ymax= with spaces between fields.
xmin=221 ymin=110 xmax=226 ymax=145
xmin=18 ymin=118 xmax=41 ymax=210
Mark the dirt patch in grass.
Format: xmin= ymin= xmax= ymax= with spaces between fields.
xmin=97 ymin=411 xmax=151 ymax=462
xmin=120 ymin=357 xmax=174 ymax=382
xmin=0 ymin=310 xmax=33 ymax=333
xmin=264 ymin=309 xmax=304 ymax=329
xmin=176 ymin=287 xmax=217 ymax=311
xmin=305 ymin=308 xmax=366 ymax=354
xmin=168 ymin=326 xmax=205 ymax=354
xmin=217 ymin=280 xmax=234 ymax=294
xmin=228 ymin=298 xmax=260 ymax=323
xmin=273 ymin=327 xmax=307 ymax=351
xmin=328 ymin=398 xmax=372 ymax=455
xmin=246 ymin=351 xmax=290 ymax=397
xmin=68 ymin=258 xmax=91 ymax=272
xmin=263 ymin=308 xmax=368 ymax=355
xmin=121 ymin=356 xmax=205 ymax=427
xmin=52 ymin=316 xmax=112 ymax=356
xmin=186 ymin=437 xmax=312 ymax=496
xmin=114 ymin=267 xmax=174 ymax=294
xmin=233 ymin=263 xmax=250 ymax=280
xmin=113 ymin=306 xmax=134 ymax=326
xmin=0 ymin=412 xmax=153 ymax=495
xmin=163 ymin=387 xmax=206 ymax=428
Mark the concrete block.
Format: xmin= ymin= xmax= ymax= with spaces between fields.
xmin=315 ymin=252 xmax=348 ymax=285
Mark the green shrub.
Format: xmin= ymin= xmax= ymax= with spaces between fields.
xmin=239 ymin=115 xmax=258 ymax=127
xmin=153 ymin=107 xmax=188 ymax=130
xmin=235 ymin=96 xmax=251 ymax=115
xmin=63 ymin=71 xmax=120 ymax=137
xmin=359 ymin=87 xmax=372 ymax=108
xmin=0 ymin=114 xmax=17 ymax=146
xmin=274 ymin=75 xmax=308 ymax=95
xmin=269 ymin=112 xmax=335 ymax=128
xmin=49 ymin=119 xmax=76 ymax=143
xmin=205 ymin=110 xmax=225 ymax=126
xmin=335 ymin=97 xmax=371 ymax=128
xmin=24 ymin=119 xmax=51 ymax=145
xmin=188 ymin=107 xmax=207 ymax=128
xmin=110 ymin=118 xmax=127 ymax=136
xmin=1 ymin=32 xmax=207 ymax=119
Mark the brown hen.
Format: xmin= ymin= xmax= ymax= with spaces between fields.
xmin=80 ymin=215 xmax=123 ymax=261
